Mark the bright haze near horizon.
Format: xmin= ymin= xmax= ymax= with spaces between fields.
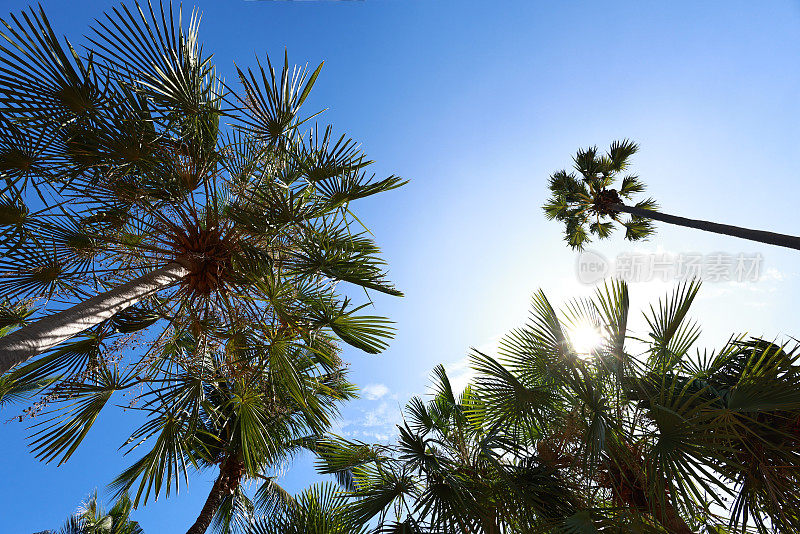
xmin=1 ymin=0 xmax=798 ymax=532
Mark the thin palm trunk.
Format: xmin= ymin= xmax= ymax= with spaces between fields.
xmin=613 ymin=203 xmax=800 ymax=251
xmin=0 ymin=263 xmax=187 ymax=374
xmin=186 ymin=458 xmax=243 ymax=534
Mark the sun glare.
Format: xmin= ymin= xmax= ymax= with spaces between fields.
xmin=568 ymin=323 xmax=604 ymax=358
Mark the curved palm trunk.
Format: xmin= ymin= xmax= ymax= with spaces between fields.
xmin=186 ymin=458 xmax=244 ymax=534
xmin=613 ymin=203 xmax=800 ymax=251
xmin=0 ymin=263 xmax=187 ymax=374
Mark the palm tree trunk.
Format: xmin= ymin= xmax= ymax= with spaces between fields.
xmin=652 ymin=499 xmax=694 ymax=534
xmin=0 ymin=263 xmax=187 ymax=374
xmin=481 ymin=515 xmax=501 ymax=534
xmin=613 ymin=203 xmax=800 ymax=251
xmin=186 ymin=458 xmax=243 ymax=534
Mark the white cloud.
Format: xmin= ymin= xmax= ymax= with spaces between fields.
xmin=364 ymin=402 xmax=389 ymax=427
xmin=362 ymin=383 xmax=389 ymax=400
xmin=762 ymin=267 xmax=787 ymax=282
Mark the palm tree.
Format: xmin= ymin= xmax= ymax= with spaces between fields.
xmin=322 ymin=280 xmax=800 ymax=533
xmin=542 ymin=140 xmax=800 ymax=251
xmin=477 ymin=280 xmax=800 ymax=532
xmin=106 ymin=320 xmax=364 ymax=534
xmin=0 ymin=1 xmax=401 ymax=471
xmin=315 ymin=365 xmax=584 ymax=533
xmin=0 ymin=1 xmax=403 ymax=374
xmin=58 ymin=492 xmax=143 ymax=534
xmin=247 ymin=482 xmax=367 ymax=534
xmin=0 ymin=301 xmax=55 ymax=408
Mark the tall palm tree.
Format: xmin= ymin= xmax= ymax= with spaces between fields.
xmin=0 ymin=1 xmax=403 ymax=374
xmin=542 ymin=140 xmax=800 ymax=251
xmin=322 ymin=281 xmax=800 ymax=533
xmin=0 ymin=1 xmax=400 ymax=472
xmin=247 ymin=482 xmax=367 ymax=534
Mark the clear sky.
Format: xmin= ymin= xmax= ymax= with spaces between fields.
xmin=2 ymin=0 xmax=799 ymax=531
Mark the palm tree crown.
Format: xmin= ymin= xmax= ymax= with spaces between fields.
xmin=320 ymin=280 xmax=800 ymax=533
xmin=316 ymin=364 xmax=584 ymax=533
xmin=0 ymin=1 xmax=403 ymax=474
xmin=0 ymin=1 xmax=402 ymax=370
xmin=543 ymin=140 xmax=800 ymax=251
xmin=543 ymin=140 xmax=654 ymax=250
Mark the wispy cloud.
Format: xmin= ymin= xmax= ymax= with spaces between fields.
xmin=364 ymin=402 xmax=390 ymax=427
xmin=762 ymin=267 xmax=787 ymax=282
xmin=362 ymin=383 xmax=389 ymax=400
xmin=333 ymin=400 xmax=403 ymax=444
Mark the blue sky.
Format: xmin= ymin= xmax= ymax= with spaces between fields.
xmin=2 ymin=0 xmax=800 ymax=531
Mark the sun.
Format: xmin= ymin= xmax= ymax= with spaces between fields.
xmin=568 ymin=323 xmax=605 ymax=358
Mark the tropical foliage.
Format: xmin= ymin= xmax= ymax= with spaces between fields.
xmin=2 ymin=3 xmax=797 ymax=534
xmin=115 ymin=329 xmax=358 ymax=534
xmin=0 ymin=0 xmax=402 ymax=374
xmin=0 ymin=2 xmax=402 ymax=532
xmin=317 ymin=364 xmax=585 ymax=533
xmin=318 ymin=280 xmax=800 ymax=533
xmin=247 ymin=482 xmax=367 ymax=534
xmin=58 ymin=492 xmax=143 ymax=534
